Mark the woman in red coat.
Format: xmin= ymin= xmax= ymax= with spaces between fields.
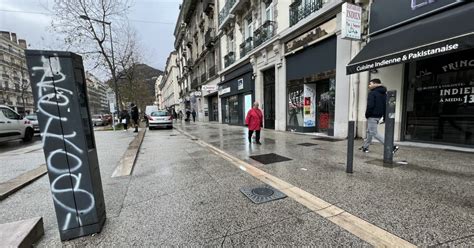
xmin=245 ymin=102 xmax=263 ymax=144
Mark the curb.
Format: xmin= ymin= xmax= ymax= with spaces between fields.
xmin=0 ymin=164 xmax=47 ymax=201
xmin=0 ymin=217 xmax=44 ymax=247
xmin=111 ymin=129 xmax=146 ymax=177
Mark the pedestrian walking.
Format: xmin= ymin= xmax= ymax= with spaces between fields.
xmin=245 ymin=102 xmax=263 ymax=145
xmin=130 ymin=103 xmax=139 ymax=133
xmin=173 ymin=109 xmax=178 ymax=121
xmin=185 ymin=109 xmax=191 ymax=122
xmin=192 ymin=109 xmax=196 ymax=122
xmin=121 ymin=110 xmax=130 ymax=131
xmin=360 ymin=79 xmax=399 ymax=153
xmin=178 ymin=110 xmax=183 ymax=121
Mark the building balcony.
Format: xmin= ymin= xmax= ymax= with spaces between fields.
xmin=254 ymin=21 xmax=275 ymax=47
xmin=205 ymin=29 xmax=216 ymax=48
xmin=218 ymin=0 xmax=237 ymax=28
xmin=289 ymin=0 xmax=328 ymax=27
xmin=209 ymin=65 xmax=216 ymax=78
xmin=239 ymin=37 xmax=253 ymax=58
xmin=224 ymin=52 xmax=236 ymax=68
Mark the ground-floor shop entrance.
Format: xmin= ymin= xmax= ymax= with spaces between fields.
xmin=208 ymin=94 xmax=218 ymax=122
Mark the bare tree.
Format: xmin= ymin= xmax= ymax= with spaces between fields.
xmin=50 ymin=0 xmax=132 ymax=111
xmin=114 ymin=29 xmax=155 ymax=112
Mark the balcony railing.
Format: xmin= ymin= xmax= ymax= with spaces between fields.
xmin=224 ymin=52 xmax=235 ymax=68
xmin=209 ymin=65 xmax=216 ymax=78
xmin=205 ymin=29 xmax=215 ymax=48
xmin=218 ymin=0 xmax=237 ymax=26
xmin=254 ymin=21 xmax=275 ymax=47
xmin=201 ymin=73 xmax=207 ymax=84
xmin=239 ymin=38 xmax=253 ymax=58
xmin=290 ymin=0 xmax=326 ymax=27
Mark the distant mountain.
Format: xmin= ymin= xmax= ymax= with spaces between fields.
xmin=110 ymin=63 xmax=163 ymax=111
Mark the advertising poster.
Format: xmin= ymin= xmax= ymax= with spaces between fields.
xmin=303 ymin=84 xmax=316 ymax=127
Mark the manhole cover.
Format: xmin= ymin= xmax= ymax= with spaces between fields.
xmin=240 ymin=185 xmax=286 ymax=204
xmin=250 ymin=153 xmax=292 ymax=164
xmin=252 ymin=187 xmax=274 ymax=196
xmin=297 ymin=143 xmax=318 ymax=147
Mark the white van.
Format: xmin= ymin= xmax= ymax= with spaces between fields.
xmin=145 ymin=105 xmax=159 ymax=117
xmin=0 ymin=105 xmax=35 ymax=143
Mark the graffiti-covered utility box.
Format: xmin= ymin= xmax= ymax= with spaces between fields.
xmin=25 ymin=50 xmax=106 ymax=241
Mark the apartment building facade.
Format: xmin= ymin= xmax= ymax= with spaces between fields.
xmin=159 ymin=52 xmax=181 ymax=111
xmin=85 ymin=72 xmax=109 ymax=114
xmin=173 ymin=0 xmax=221 ymax=122
xmin=0 ymin=31 xmax=34 ymax=115
xmin=169 ymin=0 xmax=473 ymax=148
xmin=216 ymin=0 xmax=367 ymax=139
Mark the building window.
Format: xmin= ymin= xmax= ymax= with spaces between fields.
xmin=244 ymin=15 xmax=253 ymax=40
xmin=264 ymin=1 xmax=274 ymax=22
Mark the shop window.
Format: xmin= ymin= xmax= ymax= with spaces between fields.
xmin=287 ymin=85 xmax=304 ymax=129
xmin=404 ymin=50 xmax=474 ymax=146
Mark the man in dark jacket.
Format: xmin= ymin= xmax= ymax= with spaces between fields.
xmin=360 ymin=79 xmax=398 ymax=153
xmin=130 ymin=103 xmax=139 ymax=133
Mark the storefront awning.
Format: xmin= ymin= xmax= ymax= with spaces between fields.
xmin=346 ymin=4 xmax=474 ymax=75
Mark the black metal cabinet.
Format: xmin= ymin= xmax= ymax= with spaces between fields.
xmin=25 ymin=50 xmax=106 ymax=241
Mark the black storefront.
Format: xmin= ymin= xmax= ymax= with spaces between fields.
xmin=285 ymin=34 xmax=337 ymax=134
xmin=219 ymin=63 xmax=254 ymax=126
xmin=347 ymin=1 xmax=474 ymax=147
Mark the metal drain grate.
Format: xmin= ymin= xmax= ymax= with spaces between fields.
xmin=169 ymin=134 xmax=177 ymax=136
xmin=240 ymin=185 xmax=287 ymax=204
xmin=312 ymin=137 xmax=342 ymax=142
xmin=191 ymin=138 xmax=199 ymax=141
xmin=297 ymin=143 xmax=318 ymax=147
xmin=250 ymin=153 xmax=292 ymax=164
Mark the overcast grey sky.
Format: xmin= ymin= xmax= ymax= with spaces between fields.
xmin=0 ymin=0 xmax=180 ymax=71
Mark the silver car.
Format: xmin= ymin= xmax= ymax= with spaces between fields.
xmin=92 ymin=114 xmax=104 ymax=126
xmin=148 ymin=111 xmax=173 ymax=130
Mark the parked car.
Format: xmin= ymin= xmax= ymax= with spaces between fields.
xmin=144 ymin=105 xmax=159 ymax=127
xmin=25 ymin=113 xmax=40 ymax=133
xmin=0 ymin=105 xmax=34 ymax=142
xmin=148 ymin=110 xmax=173 ymax=130
xmin=91 ymin=114 xmax=106 ymax=126
xmin=102 ymin=114 xmax=112 ymax=125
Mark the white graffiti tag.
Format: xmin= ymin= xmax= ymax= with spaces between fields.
xmin=32 ymin=56 xmax=94 ymax=231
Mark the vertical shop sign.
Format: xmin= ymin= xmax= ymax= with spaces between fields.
xmin=303 ymin=84 xmax=316 ymax=127
xmin=341 ymin=3 xmax=362 ymax=40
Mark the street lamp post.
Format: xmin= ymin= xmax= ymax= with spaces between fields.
xmin=79 ymin=15 xmax=120 ymax=115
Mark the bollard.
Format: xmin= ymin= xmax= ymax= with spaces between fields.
xmin=346 ymin=121 xmax=355 ymax=173
xmin=383 ymin=91 xmax=397 ymax=164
